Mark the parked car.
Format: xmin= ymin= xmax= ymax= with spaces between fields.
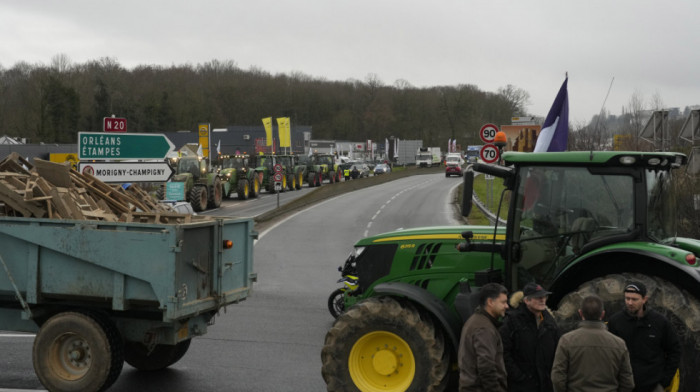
xmin=350 ymin=164 xmax=371 ymax=179
xmin=445 ymin=156 xmax=463 ymax=177
xmin=373 ymin=163 xmax=391 ymax=175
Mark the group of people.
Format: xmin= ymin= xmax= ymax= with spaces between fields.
xmin=458 ymin=281 xmax=681 ymax=392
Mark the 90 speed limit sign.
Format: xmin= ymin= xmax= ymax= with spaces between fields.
xmin=479 ymin=123 xmax=499 ymax=143
xmin=479 ymin=144 xmax=500 ymax=164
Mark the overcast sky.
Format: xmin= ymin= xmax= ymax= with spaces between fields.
xmin=2 ymin=1 xmax=698 ymax=126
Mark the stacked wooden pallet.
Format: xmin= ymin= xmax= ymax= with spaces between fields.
xmin=0 ymin=153 xmax=198 ymax=224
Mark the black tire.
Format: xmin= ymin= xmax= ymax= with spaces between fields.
xmin=208 ymin=177 xmax=222 ymax=208
xmin=189 ymin=185 xmax=207 ymax=212
xmin=321 ymin=296 xmax=449 ymax=392
xmin=124 ymin=339 xmax=192 ymax=371
xmin=328 ymin=289 xmax=345 ymax=319
xmin=329 ymin=171 xmax=336 ymax=184
xmin=236 ymin=178 xmax=250 ymax=200
xmin=249 ymin=176 xmax=259 ymax=198
xmin=155 ymin=186 xmax=165 ymax=200
xmin=33 ymin=312 xmax=124 ymax=392
xmin=287 ymin=173 xmax=296 ymax=191
xmin=296 ymin=171 xmax=303 ymax=190
xmin=554 ymin=273 xmax=700 ymax=392
xmin=307 ymin=172 xmax=317 ymax=188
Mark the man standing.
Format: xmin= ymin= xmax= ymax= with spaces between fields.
xmin=500 ymin=282 xmax=561 ymax=392
xmin=551 ymin=295 xmax=634 ymax=392
xmin=608 ymin=281 xmax=681 ymax=392
xmin=459 ymin=282 xmax=509 ymax=392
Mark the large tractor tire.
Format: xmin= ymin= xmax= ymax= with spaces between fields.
xmin=207 ymin=177 xmax=222 ymax=208
xmin=249 ymin=176 xmax=260 ymax=198
xmin=155 ymin=186 xmax=165 ymax=200
xmin=554 ymin=273 xmax=700 ymax=392
xmin=307 ymin=172 xmax=317 ymax=188
xmin=280 ymin=174 xmax=287 ymax=193
xmin=124 ymin=339 xmax=192 ymax=371
xmin=33 ymin=312 xmax=124 ymax=392
xmin=329 ymin=171 xmax=336 ymax=184
xmin=189 ymin=185 xmax=208 ymax=212
xmin=321 ymin=296 xmax=449 ymax=392
xmin=296 ymin=171 xmax=303 ymax=190
xmin=237 ymin=178 xmax=250 ymax=200
xmin=288 ymin=173 xmax=296 ymax=191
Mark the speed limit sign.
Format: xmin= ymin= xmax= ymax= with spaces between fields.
xmin=273 ymin=172 xmax=284 ymax=182
xmin=273 ymin=163 xmax=284 ymax=174
xmin=480 ymin=144 xmax=500 ymax=164
xmin=479 ymin=123 xmax=499 ymax=143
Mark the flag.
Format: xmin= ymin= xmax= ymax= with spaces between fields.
xmin=534 ymin=77 xmax=569 ymax=152
xmin=385 ymin=138 xmax=389 ymax=159
xmin=452 ymin=139 xmax=457 ymax=153
xmin=394 ymin=138 xmax=399 ymax=158
xmin=262 ymin=117 xmax=273 ymax=146
xmin=448 ymin=139 xmax=452 ymax=153
xmin=277 ymin=117 xmax=291 ymax=148
xmin=196 ymin=144 xmax=203 ymax=157
xmin=216 ymin=139 xmax=221 ymax=155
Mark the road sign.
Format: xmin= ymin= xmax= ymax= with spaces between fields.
xmin=274 ymin=182 xmax=282 ymax=191
xmin=103 ymin=117 xmax=127 ymax=132
xmin=273 ymin=163 xmax=284 ymax=174
xmin=273 ymin=172 xmax=283 ymax=182
xmin=479 ymin=123 xmax=499 ymax=143
xmin=165 ymin=182 xmax=185 ymax=201
xmin=78 ymin=162 xmax=174 ymax=183
xmin=479 ymin=144 xmax=499 ymax=164
xmin=78 ymin=132 xmax=175 ymax=160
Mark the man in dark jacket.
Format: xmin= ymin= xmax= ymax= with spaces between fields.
xmin=608 ymin=281 xmax=681 ymax=392
xmin=500 ymin=282 xmax=561 ymax=392
xmin=459 ymin=282 xmax=509 ymax=392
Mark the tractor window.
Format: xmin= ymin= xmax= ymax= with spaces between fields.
xmin=512 ymin=166 xmax=634 ymax=288
xmin=646 ymin=169 xmax=676 ymax=242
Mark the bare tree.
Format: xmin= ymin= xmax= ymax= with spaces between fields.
xmin=497 ymin=84 xmax=530 ymax=116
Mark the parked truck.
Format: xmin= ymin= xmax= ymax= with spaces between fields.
xmin=416 ymin=147 xmax=442 ymax=167
xmin=322 ymin=151 xmax=700 ymax=391
xmin=0 ymin=214 xmax=256 ymax=391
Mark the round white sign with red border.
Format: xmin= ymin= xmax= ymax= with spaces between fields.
xmin=479 ymin=123 xmax=499 ymax=143
xmin=479 ymin=144 xmax=500 ymax=164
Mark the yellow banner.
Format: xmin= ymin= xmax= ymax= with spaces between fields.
xmin=277 ymin=117 xmax=291 ymax=148
xmin=262 ymin=117 xmax=273 ymax=146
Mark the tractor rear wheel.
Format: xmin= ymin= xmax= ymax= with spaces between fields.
xmin=554 ymin=273 xmax=700 ymax=392
xmin=237 ymin=179 xmax=250 ymax=200
xmin=296 ymin=172 xmax=303 ymax=190
xmin=124 ymin=339 xmax=191 ymax=371
xmin=208 ymin=177 xmax=222 ymax=208
xmin=189 ymin=185 xmax=208 ymax=212
xmin=321 ymin=296 xmax=449 ymax=392
xmin=288 ymin=173 xmax=296 ymax=191
xmin=249 ymin=176 xmax=259 ymax=198
xmin=307 ymin=172 xmax=317 ymax=188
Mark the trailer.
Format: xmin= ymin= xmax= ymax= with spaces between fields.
xmin=0 ymin=215 xmax=256 ymax=391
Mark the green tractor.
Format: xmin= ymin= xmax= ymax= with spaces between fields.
xmin=216 ymin=154 xmax=260 ymax=200
xmin=250 ymin=154 xmax=291 ymax=194
xmin=322 ymin=151 xmax=700 ymax=391
xmin=305 ymin=153 xmax=342 ymax=187
xmin=156 ymin=155 xmax=222 ymax=212
xmin=276 ymin=154 xmax=305 ymax=191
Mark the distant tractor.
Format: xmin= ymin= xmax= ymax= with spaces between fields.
xmin=216 ymin=154 xmax=260 ymax=200
xmin=305 ymin=153 xmax=341 ymax=187
xmin=157 ymin=156 xmax=222 ymax=212
xmin=249 ymin=154 xmax=294 ymax=194
xmin=322 ymin=151 xmax=700 ymax=391
xmin=276 ymin=154 xmax=305 ymax=190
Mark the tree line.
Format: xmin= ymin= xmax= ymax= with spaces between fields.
xmin=0 ymin=55 xmax=527 ymax=147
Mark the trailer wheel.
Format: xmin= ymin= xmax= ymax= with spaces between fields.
xmin=322 ymin=296 xmax=449 ymax=392
xmin=124 ymin=339 xmax=192 ymax=371
xmin=554 ymin=273 xmax=700 ymax=392
xmin=33 ymin=312 xmax=123 ymax=392
xmin=189 ymin=185 xmax=207 ymax=212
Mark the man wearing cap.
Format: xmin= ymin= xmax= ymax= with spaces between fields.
xmin=500 ymin=282 xmax=561 ymax=392
xmin=608 ymin=281 xmax=681 ymax=392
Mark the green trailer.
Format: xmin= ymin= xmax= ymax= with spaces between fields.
xmin=0 ymin=215 xmax=256 ymax=391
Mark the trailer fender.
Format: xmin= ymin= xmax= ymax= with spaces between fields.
xmin=374 ymin=282 xmax=463 ymax=355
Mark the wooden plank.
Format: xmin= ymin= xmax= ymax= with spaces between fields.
xmin=33 ymin=158 xmax=72 ymax=188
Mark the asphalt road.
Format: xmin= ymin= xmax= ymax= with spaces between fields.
xmin=0 ymin=171 xmax=464 ymax=392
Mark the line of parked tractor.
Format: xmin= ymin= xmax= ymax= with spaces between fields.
xmin=156 ymin=153 xmax=392 ymax=212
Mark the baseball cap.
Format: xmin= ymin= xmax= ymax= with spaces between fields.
xmin=624 ymin=281 xmax=647 ymax=297
xmin=523 ymin=282 xmax=552 ymax=298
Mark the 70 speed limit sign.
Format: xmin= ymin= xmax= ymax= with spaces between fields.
xmin=480 ymin=144 xmax=500 ymax=164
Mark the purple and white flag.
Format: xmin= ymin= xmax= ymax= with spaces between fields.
xmin=534 ymin=77 xmax=569 ymax=152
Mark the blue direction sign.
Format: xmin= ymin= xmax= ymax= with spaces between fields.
xmin=78 ymin=132 xmax=175 ymax=160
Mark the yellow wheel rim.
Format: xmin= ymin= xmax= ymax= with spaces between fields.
xmin=349 ymin=331 xmax=415 ymax=392
xmin=298 ymin=172 xmax=303 ymax=186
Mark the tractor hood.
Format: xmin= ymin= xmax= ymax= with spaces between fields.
xmin=355 ymin=225 xmax=505 ymax=247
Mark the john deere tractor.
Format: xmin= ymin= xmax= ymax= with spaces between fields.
xmin=305 ymin=153 xmax=341 ymax=187
xmin=216 ymin=154 xmax=260 ymax=200
xmin=277 ymin=154 xmax=305 ymax=191
xmin=157 ymin=155 xmax=222 ymax=212
xmin=322 ymin=151 xmax=700 ymax=392
xmin=250 ymin=154 xmax=292 ymax=194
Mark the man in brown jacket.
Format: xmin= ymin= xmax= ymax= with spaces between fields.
xmin=551 ymin=295 xmax=634 ymax=392
xmin=458 ymin=282 xmax=509 ymax=392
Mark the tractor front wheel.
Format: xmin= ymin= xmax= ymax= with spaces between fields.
xmin=555 ymin=273 xmax=700 ymax=392
xmin=189 ymin=185 xmax=208 ymax=212
xmin=307 ymin=172 xmax=317 ymax=188
xmin=321 ymin=296 xmax=449 ymax=392
xmin=237 ymin=179 xmax=250 ymax=200
xmin=296 ymin=171 xmax=303 ymax=190
xmin=208 ymin=177 xmax=222 ymax=208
